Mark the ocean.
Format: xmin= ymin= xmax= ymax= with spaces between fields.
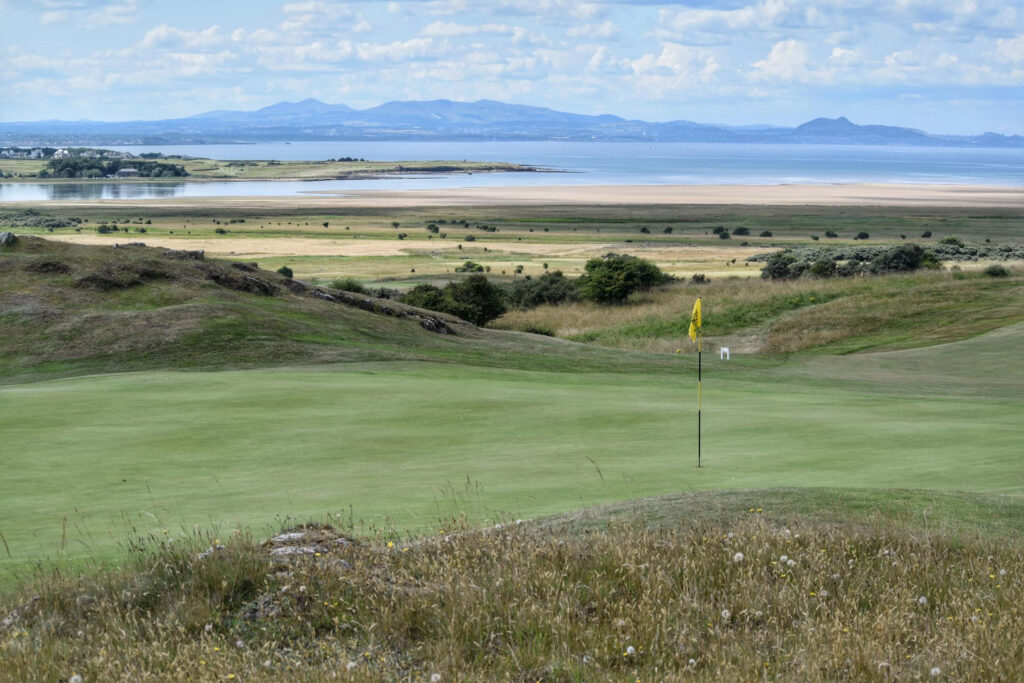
xmin=2 ymin=141 xmax=1022 ymax=202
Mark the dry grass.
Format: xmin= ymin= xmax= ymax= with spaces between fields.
xmin=2 ymin=512 xmax=1022 ymax=682
xmin=492 ymin=271 xmax=1024 ymax=355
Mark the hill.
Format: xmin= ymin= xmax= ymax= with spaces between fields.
xmin=3 ymin=98 xmax=1021 ymax=146
xmin=0 ymin=235 xmax=678 ymax=383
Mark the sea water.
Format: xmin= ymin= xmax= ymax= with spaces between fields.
xmin=2 ymin=142 xmax=1022 ymax=202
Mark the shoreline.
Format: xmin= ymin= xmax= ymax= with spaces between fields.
xmin=6 ymin=182 xmax=1021 ymax=208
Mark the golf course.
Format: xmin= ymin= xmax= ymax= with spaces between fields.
xmin=1 ymin=197 xmax=1022 ymax=680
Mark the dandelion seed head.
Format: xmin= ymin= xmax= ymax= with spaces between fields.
xmin=431 ymin=674 xmax=442 ymax=682
xmin=786 ymin=559 xmax=796 ymax=567
xmin=733 ymin=552 xmax=744 ymax=563
xmin=721 ymin=609 xmax=731 ymax=620
xmin=727 ymin=532 xmax=735 ymax=539
xmin=204 ymin=623 xmax=213 ymax=633
xmin=625 ymin=645 xmax=636 ymax=656
xmin=346 ymin=661 xmax=357 ymax=671
xmin=780 ymin=555 xmax=788 ymax=563
xmin=930 ymin=666 xmax=941 ymax=677
xmin=235 ymin=640 xmax=244 ymax=649
xmin=999 ymin=569 xmax=1007 ymax=576
xmin=263 ymin=660 xmax=272 ymax=668
xmin=688 ymin=658 xmax=697 ymax=667
xmin=755 ymin=610 xmax=763 ymax=618
xmin=69 ymin=676 xmax=82 ymax=683
xmin=918 ymin=596 xmax=928 ymax=606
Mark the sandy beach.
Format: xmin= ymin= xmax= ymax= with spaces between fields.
xmin=18 ymin=182 xmax=1023 ymax=209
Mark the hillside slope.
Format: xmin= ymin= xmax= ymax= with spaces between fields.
xmin=0 ymin=236 xmax=681 ymax=383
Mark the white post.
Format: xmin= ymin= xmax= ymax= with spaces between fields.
xmin=720 ymin=347 xmax=730 ymax=360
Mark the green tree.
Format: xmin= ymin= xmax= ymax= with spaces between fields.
xmin=577 ymin=253 xmax=668 ymax=304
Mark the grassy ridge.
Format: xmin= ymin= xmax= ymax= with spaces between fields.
xmin=2 ymin=491 xmax=1022 ymax=681
xmin=494 ymin=269 xmax=1024 ymax=354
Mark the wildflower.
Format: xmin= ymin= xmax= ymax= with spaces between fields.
xmin=733 ymin=552 xmax=744 ymax=562
xmin=780 ymin=555 xmax=788 ymax=563
xmin=930 ymin=666 xmax=941 ymax=677
xmin=69 ymin=676 xmax=82 ymax=683
xmin=625 ymin=645 xmax=636 ymax=656
xmin=387 ymin=541 xmax=394 ymax=548
xmin=727 ymin=532 xmax=735 ymax=539
xmin=263 ymin=660 xmax=273 ymax=668
xmin=346 ymin=661 xmax=357 ymax=671
xmin=755 ymin=610 xmax=763 ymax=618
xmin=688 ymin=658 xmax=697 ymax=667
xmin=1000 ymin=569 xmax=1007 ymax=576
xmin=204 ymin=624 xmax=213 ymax=633
xmin=431 ymin=674 xmax=442 ymax=682
xmin=786 ymin=559 xmax=796 ymax=567
xmin=918 ymin=596 xmax=928 ymax=606
xmin=235 ymin=640 xmax=244 ymax=649
xmin=721 ymin=609 xmax=731 ymax=620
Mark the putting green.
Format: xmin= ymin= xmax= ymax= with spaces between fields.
xmin=2 ymin=326 xmax=1022 ymax=578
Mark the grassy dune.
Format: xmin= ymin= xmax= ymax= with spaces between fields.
xmin=2 ymin=492 xmax=1022 ymax=681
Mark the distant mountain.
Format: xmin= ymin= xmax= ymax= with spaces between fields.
xmin=1 ymin=100 xmax=1021 ymax=147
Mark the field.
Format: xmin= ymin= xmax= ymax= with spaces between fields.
xmin=1 ymin=198 xmax=1023 ymax=680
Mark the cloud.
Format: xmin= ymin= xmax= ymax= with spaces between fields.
xmin=421 ymin=21 xmax=517 ymax=37
xmin=996 ymin=35 xmax=1024 ymax=63
xmin=565 ymin=22 xmax=618 ymax=39
xmin=32 ymin=0 xmax=139 ymax=27
xmin=749 ymin=39 xmax=828 ymax=82
xmin=140 ymin=25 xmax=225 ymax=50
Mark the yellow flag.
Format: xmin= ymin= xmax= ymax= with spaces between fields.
xmin=688 ymin=297 xmax=702 ymax=343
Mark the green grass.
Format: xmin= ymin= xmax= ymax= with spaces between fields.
xmin=2 ymin=321 xmax=1021 ymax=582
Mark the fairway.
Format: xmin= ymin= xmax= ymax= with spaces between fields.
xmin=3 ymin=325 xmax=1022 ymax=578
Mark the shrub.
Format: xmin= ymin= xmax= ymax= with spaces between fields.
xmin=807 ymin=259 xmax=837 ymax=278
xmin=760 ymin=230 xmax=773 ymax=237
xmin=940 ymin=236 xmax=965 ymax=247
xmin=869 ymin=244 xmax=933 ymax=273
xmin=824 ymin=230 xmax=838 ymax=238
xmin=922 ymin=230 xmax=933 ymax=238
xmin=663 ymin=227 xmax=673 ymax=234
xmin=455 ymin=260 xmax=484 ymax=273
xmin=640 ymin=227 xmax=650 ymax=234
xmin=711 ymin=227 xmax=726 ymax=235
xmin=276 ymin=266 xmax=294 ymax=278
xmin=397 ymin=233 xmax=408 ymax=240
xmin=401 ymin=274 xmax=506 ymax=326
xmin=811 ymin=235 xmax=820 ymax=241
xmin=507 ymin=270 xmax=579 ymax=309
xmin=465 ymin=234 xmax=476 ymax=242
xmin=761 ymin=251 xmax=799 ymax=280
xmin=214 ymin=228 xmax=227 ymax=235
xmin=691 ymin=273 xmax=709 ymax=284
xmin=983 ymin=264 xmax=1010 ymax=278
xmin=578 ymin=253 xmax=669 ymax=304
xmin=718 ymin=231 xmax=731 ymax=240
xmin=854 ymin=232 xmax=870 ymax=240
xmin=330 ymin=277 xmax=366 ymax=293
xmin=732 ymin=227 xmax=750 ymax=236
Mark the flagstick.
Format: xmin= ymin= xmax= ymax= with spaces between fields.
xmin=697 ymin=336 xmax=702 ymax=468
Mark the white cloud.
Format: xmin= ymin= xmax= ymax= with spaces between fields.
xmin=140 ymin=25 xmax=225 ymax=50
xmin=749 ymin=39 xmax=827 ymax=82
xmin=565 ymin=22 xmax=617 ymax=39
xmin=996 ymin=35 xmax=1024 ymax=63
xmin=421 ymin=21 xmax=516 ymax=37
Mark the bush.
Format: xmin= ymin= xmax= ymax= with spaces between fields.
xmin=869 ymin=244 xmax=933 ymax=274
xmin=330 ymin=277 xmax=366 ymax=293
xmin=940 ymin=236 xmax=965 ymax=247
xmin=276 ymin=266 xmax=294 ymax=278
xmin=455 ymin=260 xmax=484 ymax=273
xmin=824 ymin=230 xmax=838 ymax=238
xmin=732 ymin=227 xmax=750 ymax=236
xmin=691 ymin=273 xmax=709 ymax=284
xmin=640 ymin=227 xmax=650 ymax=234
xmin=577 ymin=253 xmax=669 ymax=304
xmin=983 ymin=264 xmax=1010 ymax=278
xmin=507 ymin=270 xmax=579 ymax=309
xmin=214 ymin=228 xmax=228 ymax=235
xmin=921 ymin=230 xmax=933 ymax=238
xmin=718 ymin=231 xmax=731 ymax=240
xmin=663 ymin=227 xmax=673 ymax=234
xmin=711 ymin=227 xmax=726 ymax=235
xmin=464 ymin=234 xmax=476 ymax=242
xmin=759 ymin=230 xmax=773 ymax=237
xmin=854 ymin=232 xmax=870 ymax=240
xmin=401 ymin=274 xmax=506 ymax=326
xmin=808 ymin=259 xmax=836 ymax=278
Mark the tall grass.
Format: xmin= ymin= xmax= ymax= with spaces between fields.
xmin=492 ymin=271 xmax=1024 ymax=354
xmin=2 ymin=513 xmax=1021 ymax=681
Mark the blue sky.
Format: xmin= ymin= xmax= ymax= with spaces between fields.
xmin=1 ymin=0 xmax=1022 ymax=133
